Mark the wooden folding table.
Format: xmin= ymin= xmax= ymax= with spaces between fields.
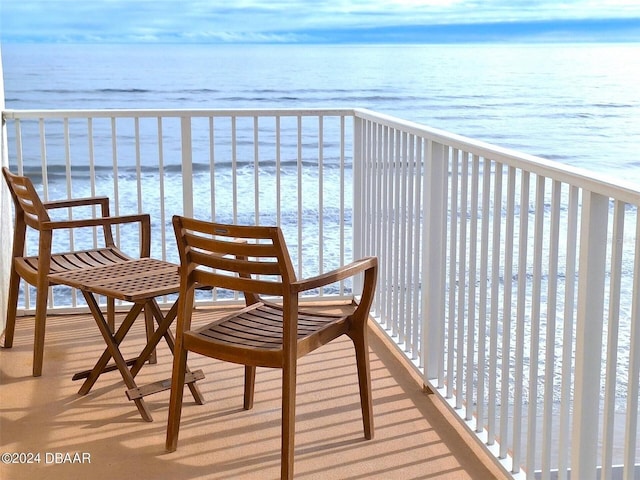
xmin=50 ymin=257 xmax=205 ymax=421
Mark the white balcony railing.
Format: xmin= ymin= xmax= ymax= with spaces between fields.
xmin=2 ymin=107 xmax=639 ymax=480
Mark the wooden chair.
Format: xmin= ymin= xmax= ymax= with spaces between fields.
xmin=166 ymin=216 xmax=378 ymax=480
xmin=2 ymin=167 xmax=152 ymax=377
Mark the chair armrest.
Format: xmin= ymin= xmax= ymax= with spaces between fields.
xmin=42 ymin=213 xmax=152 ymax=257
xmin=292 ymin=256 xmax=378 ymax=294
xmin=42 ymin=213 xmax=149 ymax=230
xmin=43 ymin=196 xmax=111 ymax=217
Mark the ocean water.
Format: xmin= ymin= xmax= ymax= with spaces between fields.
xmin=3 ymin=42 xmax=640 ymax=300
xmin=4 ymin=42 xmax=640 ymax=289
xmin=3 ymin=41 xmax=640 ymax=317
xmin=3 ymin=42 xmax=640 ymax=186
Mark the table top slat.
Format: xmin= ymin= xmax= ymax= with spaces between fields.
xmin=49 ymin=258 xmax=180 ymax=302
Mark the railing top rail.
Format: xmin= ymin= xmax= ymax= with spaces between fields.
xmin=3 ymin=106 xmax=639 ymax=205
xmin=2 ymin=107 xmax=357 ymax=120
xmin=354 ymin=108 xmax=640 ymax=206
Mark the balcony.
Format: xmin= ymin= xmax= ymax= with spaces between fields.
xmin=1 ymin=107 xmax=639 ymax=479
xmin=0 ymin=307 xmax=506 ymax=479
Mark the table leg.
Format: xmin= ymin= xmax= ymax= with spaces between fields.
xmin=128 ymin=299 xmax=178 ymax=378
xmin=130 ymin=299 xmax=205 ymax=405
xmin=144 ymin=305 xmax=157 ymax=364
xmin=79 ymin=292 xmax=153 ymax=422
xmin=78 ymin=300 xmax=144 ymax=395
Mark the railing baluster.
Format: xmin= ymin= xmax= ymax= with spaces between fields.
xmin=231 ymin=115 xmax=238 ymax=223
xmin=87 ymin=118 xmax=97 ymax=247
xmin=383 ymin=125 xmax=393 ymax=335
xmin=488 ymin=160 xmax=503 ymax=445
xmin=623 ymin=207 xmax=640 ymax=480
xmin=296 ymin=115 xmax=303 ymax=278
xmin=540 ymin=180 xmax=562 ymax=478
xmin=513 ymin=169 xmax=530 ymax=473
xmin=447 ymin=148 xmax=459 ymax=398
xmin=253 ymin=116 xmax=260 ymax=225
xmin=437 ymin=145 xmax=449 ymax=383
xmin=372 ymin=120 xmax=384 ymax=319
xmin=63 ymin=117 xmax=73 ymax=250
xmin=557 ymin=185 xmax=579 ymax=480
xmin=405 ymin=133 xmax=415 ymax=352
xmin=397 ymin=131 xmax=407 ymax=345
xmin=318 ymin=115 xmax=324 ymax=280
xmin=363 ymin=119 xmax=375 ymax=308
xmin=477 ymin=157 xmax=491 ymax=434
xmin=391 ymin=129 xmax=401 ymax=340
xmin=361 ymin=118 xmax=374 ymax=300
xmin=37 ymin=119 xmax=47 ymax=200
xmin=526 ymin=175 xmax=546 ymax=475
xmin=500 ymin=166 xmax=516 ymax=462
xmin=376 ymin=121 xmax=386 ymax=324
xmin=412 ymin=137 xmax=423 ymax=360
xmin=601 ymin=200 xmax=625 ymax=478
xmin=466 ymin=154 xmax=479 ymax=422
xmin=157 ymin=117 xmax=167 ymax=261
xmin=339 ymin=115 xmax=346 ymax=295
xmin=134 ymin=117 xmax=143 ymax=217
xmin=354 ymin=117 xmax=366 ymax=260
xmin=179 ymin=116 xmax=194 ymax=218
xmin=110 ymin=117 xmax=121 ymax=247
xmin=275 ymin=116 xmax=282 ymax=227
xmin=15 ymin=119 xmax=30 ymax=307
xmin=62 ymin=117 xmax=78 ymax=309
xmin=456 ymin=151 xmax=469 ymax=408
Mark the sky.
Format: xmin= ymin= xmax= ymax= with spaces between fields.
xmin=1 ymin=0 xmax=640 ymax=43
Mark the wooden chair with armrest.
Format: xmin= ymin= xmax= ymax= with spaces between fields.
xmin=166 ymin=215 xmax=378 ymax=480
xmin=2 ymin=167 xmax=153 ymax=377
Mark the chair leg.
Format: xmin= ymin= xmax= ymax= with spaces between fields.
xmin=243 ymin=365 xmax=256 ymax=410
xmin=166 ymin=347 xmax=189 ymax=452
xmin=1 ymin=266 xmax=21 ymax=349
xmin=281 ymin=362 xmax=297 ymax=480
xmin=32 ymin=281 xmax=50 ymax=377
xmin=352 ymin=330 xmax=374 ymax=440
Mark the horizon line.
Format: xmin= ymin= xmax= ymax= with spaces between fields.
xmin=3 ymin=17 xmax=640 ymax=44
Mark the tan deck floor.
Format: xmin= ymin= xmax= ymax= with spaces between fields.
xmin=1 ymin=307 xmax=508 ymax=480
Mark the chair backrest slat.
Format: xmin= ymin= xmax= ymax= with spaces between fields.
xmin=192 ymin=268 xmax=286 ymax=297
xmin=2 ymin=167 xmax=51 ymax=229
xmin=189 ymin=249 xmax=281 ymax=277
xmin=174 ymin=215 xmax=296 ymax=297
xmin=186 ymin=233 xmax=281 ymax=268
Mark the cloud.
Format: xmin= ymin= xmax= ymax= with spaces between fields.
xmin=2 ymin=0 xmax=640 ymax=43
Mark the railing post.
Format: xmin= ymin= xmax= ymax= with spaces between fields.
xmin=180 ymin=116 xmax=194 ymax=218
xmin=422 ymin=140 xmax=447 ymax=381
xmin=571 ymin=191 xmax=609 ymax=480
xmin=0 ymin=43 xmax=10 ymax=337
